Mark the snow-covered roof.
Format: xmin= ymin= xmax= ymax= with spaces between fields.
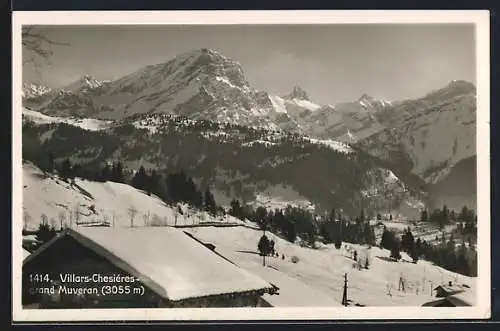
xmin=434 ymin=283 xmax=467 ymax=296
xmin=422 ymin=290 xmax=475 ymax=307
xmin=24 ymin=227 xmax=273 ymax=302
xmin=23 ymin=248 xmax=31 ymax=259
xmin=446 ymin=290 xmax=475 ymax=306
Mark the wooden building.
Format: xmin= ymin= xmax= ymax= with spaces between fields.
xmin=23 ymin=227 xmax=276 ymax=309
xmin=422 ymin=291 xmax=475 ymax=307
xmin=433 ymin=281 xmax=466 ymax=298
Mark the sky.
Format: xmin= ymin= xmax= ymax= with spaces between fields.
xmin=22 ymin=24 xmax=476 ymax=105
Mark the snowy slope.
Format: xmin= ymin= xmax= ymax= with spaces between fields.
xmin=250 ymin=184 xmax=316 ymax=213
xmin=303 ymin=137 xmax=354 ymax=154
xmin=22 ymin=162 xmax=476 ymax=307
xmin=23 ymin=161 xmax=185 ymax=230
xmin=22 ymin=108 xmax=112 ymax=131
xmin=22 ymin=161 xmax=255 ymax=231
xmin=185 ymin=226 xmax=476 ymax=307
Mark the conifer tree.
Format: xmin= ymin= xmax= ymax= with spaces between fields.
xmin=258 ymin=234 xmax=271 ymax=256
xmin=203 ymin=188 xmax=217 ymax=215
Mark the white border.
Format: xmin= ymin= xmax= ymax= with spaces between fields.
xmin=12 ymin=10 xmax=491 ymax=322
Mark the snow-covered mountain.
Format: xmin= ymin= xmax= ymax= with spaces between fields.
xmin=61 ymin=75 xmax=111 ymax=94
xmin=22 ymin=83 xmax=52 ymax=99
xmin=356 ymin=80 xmax=476 ymax=209
xmin=21 ymin=50 xmax=477 ymax=212
xmin=25 ymin=49 xmax=297 ymax=131
xmin=22 ymin=49 xmax=394 ymax=139
xmin=293 ymin=93 xmax=392 ymax=143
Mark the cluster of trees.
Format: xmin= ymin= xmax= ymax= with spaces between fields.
xmin=129 ymin=167 xmax=220 ymax=216
xmin=420 ymin=205 xmax=477 ymax=230
xmin=418 ymin=232 xmax=477 ymax=277
xmin=229 ymin=200 xmax=305 ymax=243
xmin=31 ymin=222 xmax=59 ymax=250
xmin=380 ymin=227 xmax=403 ymax=260
xmin=228 ymin=200 xmax=323 ymax=245
xmin=318 ymin=208 xmax=377 ymax=249
xmin=55 ymin=158 xmax=126 ymax=183
xmin=230 ymin=202 xmax=379 ymax=251
xmin=380 ymin=224 xmax=477 ymax=277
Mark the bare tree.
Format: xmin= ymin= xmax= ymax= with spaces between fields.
xmin=40 ymin=213 xmax=48 ymax=226
xmin=128 ymin=207 xmax=138 ymax=228
xmin=74 ymin=203 xmax=81 ymax=226
xmin=22 ymin=26 xmax=68 ymax=67
xmin=58 ymin=211 xmax=66 ymax=230
xmin=103 ymin=213 xmax=110 ymax=227
xmin=69 ymin=210 xmax=73 ymax=228
xmin=23 ymin=211 xmax=32 ymax=231
xmin=143 ymin=211 xmax=150 ymax=226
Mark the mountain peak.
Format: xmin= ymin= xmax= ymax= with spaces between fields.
xmin=22 ymin=82 xmax=52 ymax=99
xmin=423 ymin=80 xmax=476 ymax=101
xmin=446 ymin=80 xmax=476 ymax=92
xmin=357 ymin=94 xmax=392 ymax=108
xmin=358 ymin=94 xmax=375 ymax=103
xmin=63 ymin=75 xmax=110 ymax=92
xmin=177 ymin=48 xmax=231 ymax=65
xmin=285 ymin=86 xmax=310 ymax=101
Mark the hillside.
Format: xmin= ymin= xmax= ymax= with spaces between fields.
xmin=22 ymin=110 xmax=427 ymax=218
xmin=21 ymin=162 xmax=476 ymax=307
xmin=427 ymin=156 xmax=477 ymax=211
xmin=22 ymin=51 xmax=477 ymax=214
xmin=356 ymin=81 xmax=476 ymax=184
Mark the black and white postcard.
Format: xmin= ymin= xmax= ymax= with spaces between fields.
xmin=12 ymin=10 xmax=491 ymax=321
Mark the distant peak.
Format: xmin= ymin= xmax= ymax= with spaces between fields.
xmin=357 ymin=94 xmax=392 ymax=108
xmin=424 ymin=80 xmax=476 ymax=99
xmin=447 ymin=79 xmax=476 ymax=90
xmin=181 ymin=48 xmax=229 ymax=62
xmin=81 ymin=74 xmax=94 ymax=81
xmin=357 ymin=94 xmax=375 ymax=102
xmin=285 ymin=86 xmax=310 ymax=101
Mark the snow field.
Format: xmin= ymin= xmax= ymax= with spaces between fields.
xmin=22 ymin=162 xmax=476 ymax=307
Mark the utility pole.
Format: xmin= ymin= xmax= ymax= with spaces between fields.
xmin=342 ymin=273 xmax=348 ymax=306
xmin=262 ymin=230 xmax=266 ymax=267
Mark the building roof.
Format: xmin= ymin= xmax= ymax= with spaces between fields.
xmin=434 ymin=283 xmax=466 ymax=296
xmin=422 ymin=291 xmax=475 ymax=307
xmin=23 ymin=248 xmax=31 ymax=259
xmin=446 ymin=291 xmax=476 ymax=306
xmin=24 ymin=227 xmax=273 ymax=302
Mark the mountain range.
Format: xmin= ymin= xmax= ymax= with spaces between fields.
xmin=22 ymin=48 xmax=477 ymax=214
